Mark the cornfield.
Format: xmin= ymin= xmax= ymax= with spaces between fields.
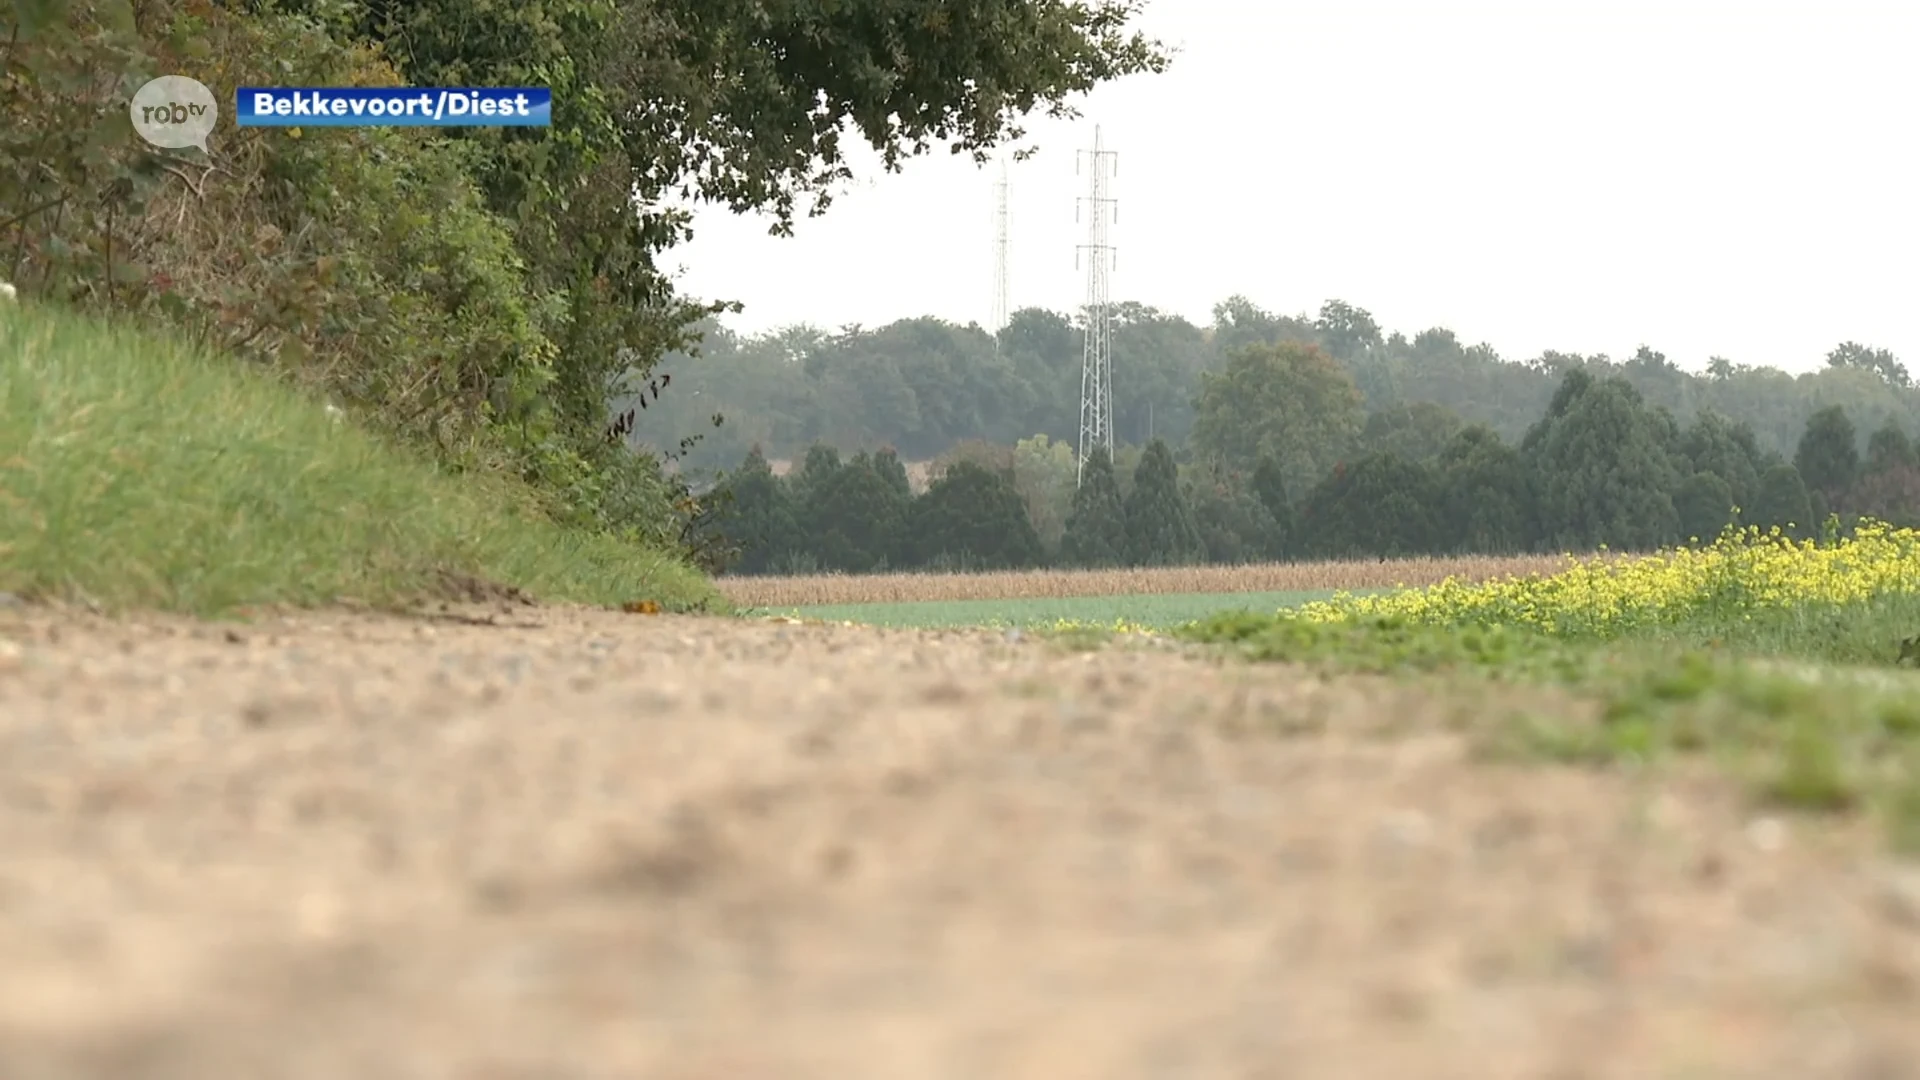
xmin=716 ymin=554 xmax=1595 ymax=609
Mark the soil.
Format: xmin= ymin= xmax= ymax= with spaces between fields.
xmin=3 ymin=601 xmax=1920 ymax=1079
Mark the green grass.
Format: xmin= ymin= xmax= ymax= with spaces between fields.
xmin=0 ymin=302 xmax=720 ymax=616
xmin=1591 ymin=590 xmax=1920 ymax=669
xmin=1176 ymin=610 xmax=1920 ymax=852
xmin=747 ymin=588 xmax=1380 ymax=630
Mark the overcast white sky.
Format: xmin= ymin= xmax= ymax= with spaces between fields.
xmin=668 ymin=0 xmax=1918 ymax=375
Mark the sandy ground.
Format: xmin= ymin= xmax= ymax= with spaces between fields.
xmin=3 ymin=600 xmax=1920 ymax=1079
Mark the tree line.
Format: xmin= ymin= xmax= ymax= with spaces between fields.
xmin=636 ymin=297 xmax=1920 ymax=494
xmin=706 ymin=346 xmax=1920 ymax=575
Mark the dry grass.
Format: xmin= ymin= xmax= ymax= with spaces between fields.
xmin=717 ymin=553 xmax=1592 ymax=609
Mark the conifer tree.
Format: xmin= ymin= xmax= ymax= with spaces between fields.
xmin=1123 ymin=439 xmax=1203 ymax=566
xmin=1060 ymin=448 xmax=1128 ymax=567
xmin=717 ymin=445 xmax=800 ymax=573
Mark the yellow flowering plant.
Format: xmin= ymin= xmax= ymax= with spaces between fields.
xmin=1282 ymin=519 xmax=1920 ymax=641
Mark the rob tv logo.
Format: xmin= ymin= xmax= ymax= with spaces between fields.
xmin=140 ymin=99 xmax=208 ymax=126
xmin=130 ymin=75 xmax=219 ymax=153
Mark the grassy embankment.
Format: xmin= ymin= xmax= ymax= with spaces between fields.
xmin=0 ymin=302 xmax=719 ymax=616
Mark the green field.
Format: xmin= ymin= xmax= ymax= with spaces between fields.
xmin=748 ymin=588 xmax=1387 ymax=630
xmin=1168 ymin=560 xmax=1920 ymax=851
xmin=741 ymin=535 xmax=1920 ymax=853
xmin=0 ymin=303 xmax=718 ymax=616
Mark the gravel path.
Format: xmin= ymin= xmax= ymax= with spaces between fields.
xmin=2 ymin=601 xmax=1919 ymax=1079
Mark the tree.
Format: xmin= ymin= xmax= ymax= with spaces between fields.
xmin=868 ymin=447 xmax=918 ymax=563
xmin=1521 ymin=367 xmax=1596 ymax=455
xmin=1360 ymin=402 xmax=1466 ymax=464
xmin=1011 ymin=435 xmax=1080 ymax=552
xmin=1750 ymin=463 xmax=1814 ymax=537
xmin=1123 ymin=439 xmax=1203 ymax=566
xmin=1191 ymin=340 xmax=1365 ymax=496
xmin=1208 ymin=295 xmax=1313 ymax=357
xmin=1250 ymin=454 xmax=1298 ymax=559
xmin=1674 ymin=472 xmax=1736 ymax=545
xmin=833 ymin=317 xmax=1023 ymax=455
xmin=1314 ymin=299 xmax=1383 ymax=362
xmin=1682 ymin=410 xmax=1766 ymax=512
xmin=800 ymin=329 xmax=925 ymax=450
xmin=1182 ymin=468 xmax=1278 ymax=564
xmin=805 ymin=451 xmax=911 ymax=571
xmin=1809 ymin=490 xmax=1832 ymax=538
xmin=1298 ymin=454 xmax=1445 ymax=559
xmin=1866 ymin=421 xmax=1916 ymax=475
xmin=1850 ymin=465 xmax=1920 ymax=529
xmin=1525 ymin=350 xmax=1591 ymax=383
xmin=1060 ymin=448 xmax=1129 ymax=567
xmin=1794 ymin=405 xmax=1860 ymax=509
xmin=910 ymin=461 xmax=1044 ymax=570
xmin=786 ymin=443 xmax=845 ymax=510
xmin=999 ymin=307 xmax=1082 ymax=441
xmin=1530 ymin=375 xmax=1683 ymax=551
xmin=1826 ymin=342 xmax=1909 ymax=388
xmin=1436 ymin=425 xmax=1538 ymax=555
xmin=1624 ymin=345 xmax=1685 ymax=383
xmin=933 ymin=438 xmax=1017 ymax=479
xmin=1109 ymin=304 xmax=1212 ymax=446
xmin=715 ymin=445 xmax=801 ymax=574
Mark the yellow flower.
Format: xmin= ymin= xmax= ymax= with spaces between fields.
xmin=1281 ymin=519 xmax=1920 ymax=637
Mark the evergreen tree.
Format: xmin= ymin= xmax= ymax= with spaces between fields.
xmin=1123 ymin=438 xmax=1203 ymax=566
xmin=787 ymin=443 xmax=844 ymax=509
xmin=871 ymin=445 xmax=915 ymax=503
xmin=1673 ymin=471 xmax=1735 ymax=546
xmin=1866 ymin=421 xmax=1916 ymax=475
xmin=1682 ymin=410 xmax=1766 ymax=512
xmin=1648 ymin=403 xmax=1688 ymax=469
xmin=1750 ymin=463 xmax=1814 ymax=537
xmin=1060 ymin=448 xmax=1129 ymax=567
xmin=1297 ymin=453 xmax=1444 ymax=558
xmin=1794 ymin=405 xmax=1860 ymax=509
xmin=717 ymin=445 xmax=800 ymax=574
xmin=1520 ymin=367 xmax=1595 ymax=455
xmin=1531 ymin=375 xmax=1682 ymax=551
xmin=1249 ymin=453 xmax=1297 ymax=559
xmin=910 ymin=461 xmax=1043 ymax=570
xmin=806 ymin=451 xmax=909 ymax=572
xmin=1436 ymin=425 xmax=1538 ymax=555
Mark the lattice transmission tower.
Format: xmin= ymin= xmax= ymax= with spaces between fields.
xmin=1075 ymin=125 xmax=1117 ymax=487
xmin=991 ymin=155 xmax=1010 ymax=350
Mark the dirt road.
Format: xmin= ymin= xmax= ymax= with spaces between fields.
xmin=2 ymin=601 xmax=1919 ymax=1079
